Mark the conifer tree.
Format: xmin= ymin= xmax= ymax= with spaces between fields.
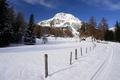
xmin=115 ymin=21 xmax=120 ymax=42
xmin=24 ymin=14 xmax=36 ymax=45
xmin=0 ymin=0 xmax=12 ymax=47
xmin=12 ymin=12 xmax=26 ymax=43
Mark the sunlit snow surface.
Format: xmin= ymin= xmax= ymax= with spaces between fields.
xmin=0 ymin=37 xmax=120 ymax=80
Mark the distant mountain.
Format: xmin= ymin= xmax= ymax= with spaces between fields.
xmin=38 ymin=12 xmax=82 ymax=37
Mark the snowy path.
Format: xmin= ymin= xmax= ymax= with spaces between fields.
xmin=0 ymin=38 xmax=120 ymax=80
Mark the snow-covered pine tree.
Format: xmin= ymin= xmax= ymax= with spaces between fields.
xmin=24 ymin=14 xmax=36 ymax=45
xmin=0 ymin=0 xmax=12 ymax=47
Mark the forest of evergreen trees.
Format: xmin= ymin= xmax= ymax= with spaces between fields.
xmin=79 ymin=17 xmax=120 ymax=42
xmin=0 ymin=0 xmax=120 ymax=47
xmin=0 ymin=0 xmax=35 ymax=47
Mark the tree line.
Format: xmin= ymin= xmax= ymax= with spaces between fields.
xmin=79 ymin=17 xmax=120 ymax=42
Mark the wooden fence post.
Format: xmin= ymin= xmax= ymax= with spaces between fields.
xmin=75 ymin=49 xmax=77 ymax=60
xmin=70 ymin=52 xmax=72 ymax=65
xmin=81 ymin=48 xmax=82 ymax=56
xmin=90 ymin=47 xmax=91 ymax=52
xmin=45 ymin=54 xmax=48 ymax=78
xmin=86 ymin=47 xmax=87 ymax=54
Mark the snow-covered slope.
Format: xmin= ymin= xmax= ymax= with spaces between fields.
xmin=38 ymin=12 xmax=82 ymax=37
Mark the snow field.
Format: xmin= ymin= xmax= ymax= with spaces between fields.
xmin=0 ymin=37 xmax=120 ymax=80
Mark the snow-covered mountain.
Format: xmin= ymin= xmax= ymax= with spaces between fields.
xmin=38 ymin=12 xmax=82 ymax=27
xmin=38 ymin=12 xmax=82 ymax=37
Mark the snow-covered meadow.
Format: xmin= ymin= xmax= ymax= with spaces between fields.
xmin=0 ymin=37 xmax=120 ymax=80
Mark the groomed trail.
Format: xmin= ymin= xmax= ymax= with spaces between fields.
xmin=0 ymin=37 xmax=120 ymax=80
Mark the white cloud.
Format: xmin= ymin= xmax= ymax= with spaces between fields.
xmin=24 ymin=0 xmax=54 ymax=8
xmin=81 ymin=0 xmax=120 ymax=10
xmin=105 ymin=0 xmax=120 ymax=10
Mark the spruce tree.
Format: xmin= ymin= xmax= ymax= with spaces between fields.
xmin=115 ymin=21 xmax=120 ymax=42
xmin=24 ymin=14 xmax=36 ymax=45
xmin=9 ymin=7 xmax=18 ymax=43
xmin=0 ymin=0 xmax=12 ymax=47
xmin=12 ymin=12 xmax=26 ymax=43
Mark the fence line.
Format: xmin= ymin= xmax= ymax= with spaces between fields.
xmin=44 ymin=45 xmax=96 ymax=78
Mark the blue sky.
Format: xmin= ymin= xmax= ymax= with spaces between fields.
xmin=9 ymin=0 xmax=120 ymax=27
